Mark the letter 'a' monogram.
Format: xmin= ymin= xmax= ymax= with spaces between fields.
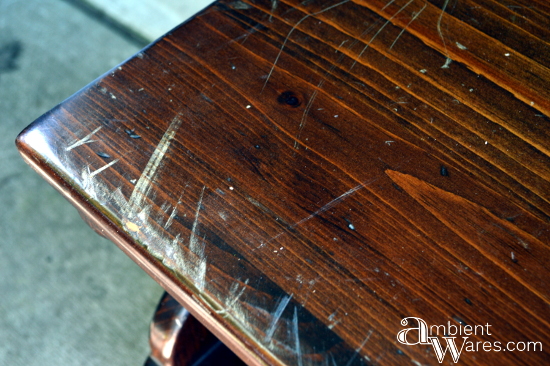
xmin=397 ymin=317 xmax=429 ymax=345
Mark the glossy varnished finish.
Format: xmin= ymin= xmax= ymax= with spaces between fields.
xmin=16 ymin=1 xmax=550 ymax=365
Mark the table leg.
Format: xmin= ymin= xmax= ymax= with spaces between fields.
xmin=145 ymin=292 xmax=246 ymax=366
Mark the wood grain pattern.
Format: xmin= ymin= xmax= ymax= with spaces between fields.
xmin=16 ymin=0 xmax=550 ymax=365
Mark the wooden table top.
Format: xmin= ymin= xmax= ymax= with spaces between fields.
xmin=16 ymin=0 xmax=550 ymax=365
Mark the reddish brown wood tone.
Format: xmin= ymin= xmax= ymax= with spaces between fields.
xmin=16 ymin=0 xmax=550 ymax=365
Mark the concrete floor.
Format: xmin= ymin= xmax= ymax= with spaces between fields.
xmin=0 ymin=0 xmax=209 ymax=364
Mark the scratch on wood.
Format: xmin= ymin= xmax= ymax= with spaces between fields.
xmin=269 ymin=0 xmax=278 ymax=22
xmin=164 ymin=206 xmax=177 ymax=229
xmin=264 ymin=294 xmax=293 ymax=343
xmin=190 ymin=185 xmax=206 ymax=253
xmin=295 ymin=89 xmax=319 ymax=149
xmin=164 ymin=189 xmax=186 ymax=229
xmin=262 ymin=0 xmax=351 ymax=92
xmin=437 ymin=0 xmax=451 ymax=67
xmin=125 ymin=114 xmax=182 ymax=215
xmin=381 ymin=0 xmax=396 ymax=11
xmin=345 ymin=330 xmax=373 ymax=366
xmin=328 ymin=309 xmax=341 ymax=329
xmin=294 ymin=36 xmax=352 ymax=150
xmin=66 ymin=126 xmax=102 ymax=151
xmin=293 ymin=307 xmax=303 ymax=366
xmin=228 ymin=279 xmax=249 ymax=308
xmin=268 ymin=180 xmax=371 ymax=243
xmin=89 ymin=159 xmax=119 ymax=178
xmin=389 ymin=0 xmax=427 ymax=50
xmin=350 ymin=0 xmax=415 ymax=71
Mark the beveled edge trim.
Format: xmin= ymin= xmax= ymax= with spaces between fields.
xmin=16 ymin=143 xmax=280 ymax=366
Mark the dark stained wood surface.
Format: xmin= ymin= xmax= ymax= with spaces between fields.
xmin=16 ymin=0 xmax=550 ymax=365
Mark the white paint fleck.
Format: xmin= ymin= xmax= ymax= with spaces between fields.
xmin=328 ymin=310 xmax=341 ymax=329
xmin=505 ymin=53 xmax=510 ymax=57
xmin=246 ymin=105 xmax=251 ymax=109
xmin=441 ymin=57 xmax=453 ymax=69
xmin=456 ymin=42 xmax=467 ymax=50
xmin=420 ymin=69 xmax=427 ymax=74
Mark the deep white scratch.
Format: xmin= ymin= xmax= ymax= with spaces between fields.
xmin=160 ymin=202 xmax=171 ymax=213
xmin=66 ymin=126 xmax=102 ymax=151
xmin=262 ymin=0 xmax=351 ymax=92
xmin=89 ymin=159 xmax=119 ymax=178
xmin=293 ymin=307 xmax=303 ymax=366
xmin=264 ymin=294 xmax=293 ymax=343
xmin=164 ymin=190 xmax=186 ymax=229
xmin=186 ymin=186 xmax=208 ymax=291
xmin=164 ymin=206 xmax=177 ymax=229
xmin=125 ymin=114 xmax=183 ymax=215
xmin=228 ymin=279 xmax=249 ymax=308
xmin=190 ymin=186 xmax=206 ymax=252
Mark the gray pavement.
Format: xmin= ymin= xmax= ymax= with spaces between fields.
xmin=0 ymin=1 xmax=168 ymax=365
